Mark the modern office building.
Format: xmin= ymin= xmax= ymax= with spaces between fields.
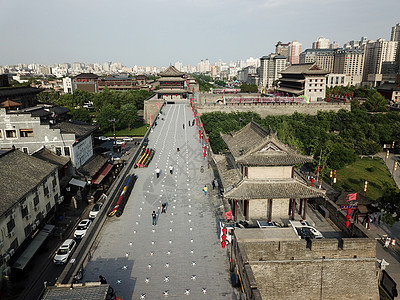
xmin=259 ymin=54 xmax=287 ymax=89
xmin=312 ymin=36 xmax=330 ymax=49
xmin=333 ymin=48 xmax=365 ymax=76
xmin=288 ymin=41 xmax=302 ymax=65
xmin=299 ymin=49 xmax=335 ymax=72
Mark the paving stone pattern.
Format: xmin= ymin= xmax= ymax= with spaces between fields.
xmin=84 ymin=104 xmax=234 ymax=299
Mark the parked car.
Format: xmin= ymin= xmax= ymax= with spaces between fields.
xmin=123 ymin=137 xmax=133 ymax=141
xmin=98 ymin=136 xmax=110 ymax=141
xmin=289 ymin=220 xmax=323 ymax=239
xmin=53 ymin=239 xmax=77 ymax=264
xmin=89 ymin=202 xmax=104 ymax=219
xmin=74 ymin=219 xmax=92 ymax=239
xmin=115 ymin=140 xmax=125 ymax=145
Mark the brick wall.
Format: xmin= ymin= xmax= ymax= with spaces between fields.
xmin=232 ymin=234 xmax=379 ymax=299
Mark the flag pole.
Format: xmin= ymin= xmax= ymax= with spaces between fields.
xmin=316 ymin=148 xmax=322 ymax=187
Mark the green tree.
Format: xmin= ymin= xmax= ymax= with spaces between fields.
xmin=70 ymin=108 xmax=92 ymax=124
xmin=240 ymin=83 xmax=258 ymax=93
xmin=377 ymin=188 xmax=400 ymax=226
xmin=120 ymin=103 xmax=138 ymax=131
xmin=96 ymin=103 xmax=121 ymax=132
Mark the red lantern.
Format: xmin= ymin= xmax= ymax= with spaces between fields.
xmin=221 ymin=241 xmax=226 ymax=249
xmin=222 ymin=227 xmax=227 ymax=234
xmin=345 ymin=220 xmax=350 ymax=228
xmin=346 ymin=214 xmax=351 ymax=220
xmin=347 ymin=209 xmax=352 ymax=215
xmin=221 ymin=234 xmax=227 ymax=241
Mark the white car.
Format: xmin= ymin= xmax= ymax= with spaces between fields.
xmin=74 ymin=219 xmax=92 ymax=239
xmin=89 ymin=202 xmax=103 ymax=219
xmin=53 ymin=239 xmax=77 ymax=264
xmin=123 ymin=137 xmax=133 ymax=141
xmin=98 ymin=136 xmax=110 ymax=141
xmin=115 ymin=140 xmax=125 ymax=145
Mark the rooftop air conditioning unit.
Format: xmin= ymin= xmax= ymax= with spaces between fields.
xmin=25 ymin=214 xmax=32 ymax=220
xmin=21 ymin=203 xmax=27 ymax=210
xmin=42 ymin=210 xmax=47 ymax=217
xmin=34 ymin=206 xmax=39 ymax=211
xmin=3 ymin=254 xmax=10 ymax=263
xmin=57 ymin=196 xmax=64 ymax=204
xmin=8 ymin=249 xmax=15 ymax=257
xmin=35 ymin=220 xmax=40 ymax=227
xmin=8 ymin=231 xmax=15 ymax=238
xmin=10 ymin=213 xmax=16 ymax=219
xmin=31 ymin=223 xmax=37 ymax=231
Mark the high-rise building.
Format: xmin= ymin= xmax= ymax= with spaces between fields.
xmin=312 ymin=36 xmax=330 ymax=49
xmin=174 ymin=61 xmax=183 ymax=71
xmin=299 ymin=49 xmax=335 ymax=72
xmin=259 ymin=54 xmax=287 ymax=89
xmin=391 ymin=24 xmax=400 ymax=42
xmin=363 ymin=39 xmax=398 ymax=83
xmin=333 ymin=48 xmax=365 ymax=76
xmin=288 ymin=41 xmax=302 ymax=64
xmin=330 ymin=41 xmax=340 ymax=49
xmin=275 ymin=41 xmax=290 ymax=57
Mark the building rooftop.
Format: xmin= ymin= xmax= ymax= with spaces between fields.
xmin=42 ymin=283 xmax=110 ymax=300
xmin=75 ymin=73 xmax=99 ymax=79
xmin=0 ymin=87 xmax=44 ymax=100
xmin=0 ymin=149 xmax=57 ymax=216
xmin=51 ymin=120 xmax=98 ymax=141
xmin=221 ymin=121 xmax=314 ymax=166
xmin=32 ymin=147 xmax=70 ymax=170
xmin=280 ymin=63 xmax=329 ymax=75
xmin=224 ymin=178 xmax=325 ymax=200
xmin=159 ymin=65 xmax=185 ymax=77
xmin=79 ymin=155 xmax=109 ymax=178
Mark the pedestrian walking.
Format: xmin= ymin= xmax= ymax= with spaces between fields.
xmin=392 ymin=238 xmax=396 ymax=247
xmin=385 ymin=237 xmax=390 ymax=248
xmin=212 ymin=178 xmax=216 ymax=190
xmin=155 ymin=167 xmax=161 ymax=178
xmin=188 ymin=120 xmax=191 ymax=127
xmin=203 ymin=185 xmax=208 ymax=195
xmin=152 ymin=211 xmax=157 ymax=226
xmin=177 ymin=147 xmax=180 ymax=152
xmin=373 ymin=214 xmax=377 ymax=223
xmin=183 ymin=124 xmax=185 ymax=129
xmin=162 ymin=203 xmax=167 ymax=213
xmin=378 ymin=214 xmax=382 ymax=224
xmin=192 ymin=120 xmax=195 ymax=126
xmin=169 ymin=165 xmax=174 ymax=174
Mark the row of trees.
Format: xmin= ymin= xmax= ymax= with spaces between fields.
xmin=37 ymin=88 xmax=154 ymax=133
xmin=202 ymin=96 xmax=396 ymax=174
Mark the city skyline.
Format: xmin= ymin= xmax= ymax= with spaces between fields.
xmin=1 ymin=0 xmax=399 ymax=67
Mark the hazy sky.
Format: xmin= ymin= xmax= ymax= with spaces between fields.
xmin=1 ymin=0 xmax=399 ymax=67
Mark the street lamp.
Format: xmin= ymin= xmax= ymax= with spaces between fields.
xmin=108 ymin=118 xmax=117 ymax=148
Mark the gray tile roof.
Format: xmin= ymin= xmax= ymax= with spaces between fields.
xmin=51 ymin=120 xmax=98 ymax=141
xmin=280 ymin=62 xmax=329 ymax=75
xmin=42 ymin=284 xmax=110 ymax=300
xmin=79 ymin=155 xmax=108 ymax=177
xmin=224 ymin=178 xmax=326 ymax=200
xmin=214 ymin=154 xmax=241 ymax=190
xmin=32 ymin=147 xmax=70 ymax=169
xmin=159 ymin=65 xmax=185 ymax=77
xmin=221 ymin=121 xmax=313 ymax=166
xmin=0 ymin=150 xmax=57 ymax=216
xmin=0 ymin=87 xmax=44 ymax=99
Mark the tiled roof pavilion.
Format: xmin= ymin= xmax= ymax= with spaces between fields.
xmin=221 ymin=121 xmax=314 ymax=166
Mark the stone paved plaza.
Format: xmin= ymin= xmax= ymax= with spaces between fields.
xmin=84 ymin=103 xmax=235 ymax=299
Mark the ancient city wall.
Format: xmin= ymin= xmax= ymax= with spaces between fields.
xmin=233 ymin=236 xmax=379 ymax=300
xmin=196 ymin=102 xmax=350 ymax=118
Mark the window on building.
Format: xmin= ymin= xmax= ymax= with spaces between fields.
xmin=24 ymin=224 xmax=32 ymax=238
xmin=64 ymin=147 xmax=70 ymax=156
xmin=7 ymin=219 xmax=15 ymax=234
xmin=44 ymin=185 xmax=49 ymax=196
xmin=5 ymin=130 xmax=17 ymax=138
xmin=0 ymin=130 xmax=2 ymax=139
xmin=335 ymin=77 xmax=339 ymax=84
xmin=21 ymin=206 xmax=28 ymax=218
xmin=20 ymin=129 xmax=34 ymax=137
xmin=22 ymin=147 xmax=29 ymax=154
xmin=55 ymin=147 xmax=62 ymax=156
xmin=34 ymin=195 xmax=39 ymax=207
xmin=46 ymin=202 xmax=51 ymax=213
xmin=341 ymin=77 xmax=345 ymax=84
xmin=54 ymin=193 xmax=59 ymax=203
xmin=52 ymin=177 xmax=57 ymax=190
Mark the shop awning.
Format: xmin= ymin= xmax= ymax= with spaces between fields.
xmin=92 ymin=163 xmax=113 ymax=185
xmin=13 ymin=224 xmax=54 ymax=271
xmin=69 ymin=178 xmax=87 ymax=188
